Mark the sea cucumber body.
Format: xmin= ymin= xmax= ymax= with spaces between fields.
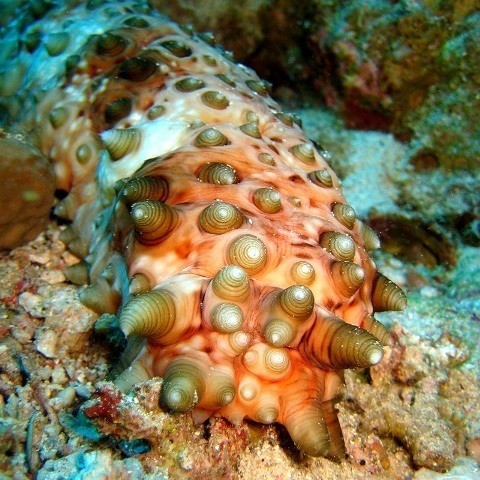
xmin=0 ymin=0 xmax=406 ymax=457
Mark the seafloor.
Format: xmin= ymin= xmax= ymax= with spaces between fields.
xmin=0 ymin=107 xmax=479 ymax=479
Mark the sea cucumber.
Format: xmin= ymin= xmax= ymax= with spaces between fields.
xmin=0 ymin=0 xmax=406 ymax=458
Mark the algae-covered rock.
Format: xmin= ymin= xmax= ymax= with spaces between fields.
xmin=308 ymin=1 xmax=479 ymax=140
xmin=405 ymin=12 xmax=480 ymax=170
xmin=312 ymin=1 xmax=451 ymax=128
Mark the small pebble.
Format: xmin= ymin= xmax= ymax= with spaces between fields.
xmin=40 ymin=269 xmax=66 ymax=284
xmin=466 ymin=438 xmax=480 ymax=463
xmin=52 ymin=385 xmax=77 ymax=409
xmin=420 ymin=285 xmax=439 ymax=298
xmin=62 ymin=251 xmax=81 ymax=266
xmin=35 ymin=328 xmax=58 ymax=358
xmin=118 ymin=438 xmax=151 ymax=456
xmin=11 ymin=314 xmax=36 ymax=344
xmin=19 ymin=292 xmax=44 ymax=318
xmin=177 ymin=448 xmax=195 ymax=471
xmin=75 ymin=383 xmax=93 ymax=399
xmin=51 ymin=365 xmax=68 ymax=384
xmin=28 ymin=251 xmax=51 ymax=265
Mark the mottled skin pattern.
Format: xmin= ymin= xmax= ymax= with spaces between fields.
xmin=0 ymin=0 xmax=406 ymax=458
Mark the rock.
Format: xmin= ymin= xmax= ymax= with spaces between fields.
xmin=34 ymin=327 xmax=57 ymax=358
xmin=36 ymin=450 xmax=145 ymax=480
